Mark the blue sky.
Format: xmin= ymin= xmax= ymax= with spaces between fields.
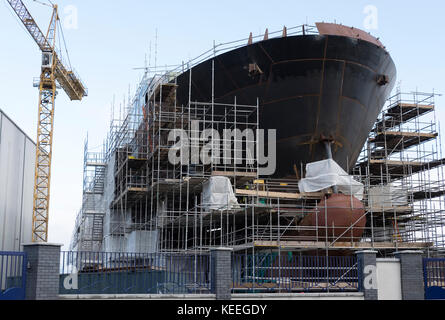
xmin=0 ymin=0 xmax=444 ymax=249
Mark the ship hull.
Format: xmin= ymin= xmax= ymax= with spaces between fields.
xmin=175 ymin=34 xmax=396 ymax=177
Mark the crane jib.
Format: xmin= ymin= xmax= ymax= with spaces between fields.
xmin=7 ymin=0 xmax=87 ymax=100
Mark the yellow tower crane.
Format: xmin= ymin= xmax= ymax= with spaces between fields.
xmin=7 ymin=0 xmax=87 ymax=242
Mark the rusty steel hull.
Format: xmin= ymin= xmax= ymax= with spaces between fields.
xmin=296 ymin=194 xmax=366 ymax=241
xmin=175 ymin=34 xmax=397 ymax=177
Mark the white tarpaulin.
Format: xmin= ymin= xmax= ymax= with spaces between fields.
xmin=202 ymin=176 xmax=240 ymax=211
xmin=298 ymin=159 xmax=364 ymax=200
xmin=368 ymin=184 xmax=408 ymax=208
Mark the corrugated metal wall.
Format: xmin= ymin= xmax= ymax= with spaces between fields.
xmin=0 ymin=109 xmax=35 ymax=252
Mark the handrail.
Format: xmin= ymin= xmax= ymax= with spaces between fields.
xmin=142 ymin=24 xmax=318 ymax=101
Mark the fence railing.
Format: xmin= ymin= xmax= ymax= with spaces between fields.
xmin=423 ymin=258 xmax=445 ymax=299
xmin=0 ymin=252 xmax=27 ymax=300
xmin=60 ymin=251 xmax=359 ymax=296
xmin=60 ymin=251 xmax=212 ymax=295
xmin=232 ymin=254 xmax=359 ymax=293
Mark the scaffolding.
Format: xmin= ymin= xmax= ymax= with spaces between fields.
xmin=74 ymin=86 xmax=445 ymax=257
xmin=70 ymin=137 xmax=106 ymax=252
xmin=354 ymin=90 xmax=445 ymax=255
xmin=102 ymin=63 xmax=260 ymax=253
xmin=70 ymin=25 xmax=445 ymax=259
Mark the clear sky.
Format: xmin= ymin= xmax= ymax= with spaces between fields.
xmin=0 ymin=0 xmax=444 ymax=250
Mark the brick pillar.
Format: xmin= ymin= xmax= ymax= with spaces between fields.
xmin=356 ymin=250 xmax=378 ymax=300
xmin=394 ymin=250 xmax=424 ymax=300
xmin=210 ymin=247 xmax=233 ymax=300
xmin=23 ymin=243 xmax=62 ymax=300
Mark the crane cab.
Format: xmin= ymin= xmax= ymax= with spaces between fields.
xmin=41 ymin=51 xmax=53 ymax=69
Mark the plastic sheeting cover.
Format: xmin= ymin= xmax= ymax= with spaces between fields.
xmin=298 ymin=159 xmax=364 ymax=200
xmin=368 ymin=185 xmax=408 ymax=208
xmin=202 ymin=176 xmax=240 ymax=211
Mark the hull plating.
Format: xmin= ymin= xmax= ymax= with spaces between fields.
xmin=175 ymin=34 xmax=397 ymax=177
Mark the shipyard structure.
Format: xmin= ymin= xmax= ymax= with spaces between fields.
xmin=0 ymin=109 xmax=36 ymax=252
xmin=70 ymin=23 xmax=445 ymax=258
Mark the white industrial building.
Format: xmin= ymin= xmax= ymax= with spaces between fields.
xmin=0 ymin=109 xmax=35 ymax=252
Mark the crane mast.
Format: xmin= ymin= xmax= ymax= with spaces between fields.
xmin=7 ymin=0 xmax=87 ymax=242
xmin=33 ymin=6 xmax=57 ymax=243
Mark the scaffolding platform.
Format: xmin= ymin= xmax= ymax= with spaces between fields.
xmin=248 ymin=240 xmax=433 ymax=250
xmin=148 ymin=177 xmax=207 ymax=194
xmin=111 ymin=187 xmax=148 ymax=209
xmin=369 ymin=131 xmax=438 ymax=158
xmin=212 ymin=171 xmax=257 ymax=187
xmin=235 ymin=189 xmax=325 ymax=200
xmin=357 ymin=158 xmax=445 ymax=177
xmin=373 ymin=103 xmax=434 ymax=132
xmin=368 ymin=205 xmax=414 ymax=215
xmin=413 ymin=189 xmax=445 ymax=201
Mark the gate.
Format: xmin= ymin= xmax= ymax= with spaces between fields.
xmin=424 ymin=258 xmax=445 ymax=300
xmin=0 ymin=252 xmax=27 ymax=300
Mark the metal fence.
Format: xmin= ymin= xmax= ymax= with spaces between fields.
xmin=424 ymin=258 xmax=445 ymax=300
xmin=60 ymin=251 xmax=212 ymax=295
xmin=232 ymin=253 xmax=359 ymax=293
xmin=0 ymin=252 xmax=27 ymax=300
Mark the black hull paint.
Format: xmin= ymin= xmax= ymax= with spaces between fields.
xmin=175 ymin=35 xmax=396 ymax=177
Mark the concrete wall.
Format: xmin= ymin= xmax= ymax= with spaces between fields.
xmin=232 ymin=293 xmax=364 ymax=300
xmin=377 ymin=258 xmax=402 ymax=300
xmin=60 ymin=293 xmax=364 ymax=300
xmin=0 ymin=109 xmax=35 ymax=252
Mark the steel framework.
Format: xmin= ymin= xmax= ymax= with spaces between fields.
xmin=70 ymin=26 xmax=445 ymax=259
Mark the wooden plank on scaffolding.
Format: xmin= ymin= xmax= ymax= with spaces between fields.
xmin=370 ymin=131 xmax=438 ymax=142
xmin=213 ymin=171 xmax=258 ymax=186
xmin=369 ymin=159 xmax=423 ymax=167
xmin=212 ymin=170 xmax=257 ymax=176
xmin=235 ymin=189 xmax=325 ymax=200
xmin=253 ymin=240 xmax=433 ymax=249
xmin=367 ymin=206 xmax=413 ymax=214
xmin=391 ymin=103 xmax=434 ymax=112
xmin=356 ymin=158 xmax=445 ymax=179
xmin=373 ymin=103 xmax=435 ymax=132
xmin=212 ymin=171 xmax=257 ymax=179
